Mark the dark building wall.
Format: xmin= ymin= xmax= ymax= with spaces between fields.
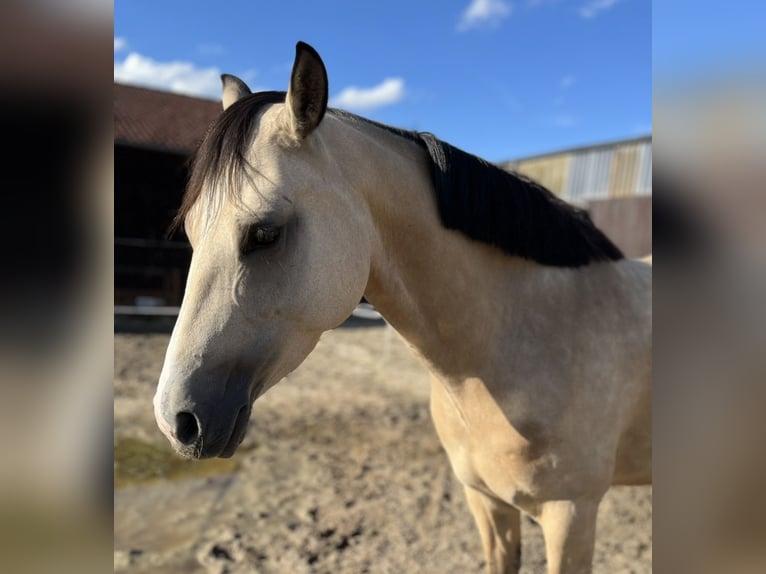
xmin=115 ymin=144 xmax=192 ymax=306
xmin=588 ymin=196 xmax=652 ymax=258
xmin=115 ymin=145 xmax=189 ymax=239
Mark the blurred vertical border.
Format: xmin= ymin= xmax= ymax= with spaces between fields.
xmin=655 ymin=1 xmax=766 ymax=573
xmin=0 ymin=2 xmax=112 ymax=573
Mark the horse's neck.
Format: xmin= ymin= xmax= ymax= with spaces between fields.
xmin=339 ymin=120 xmax=534 ymax=378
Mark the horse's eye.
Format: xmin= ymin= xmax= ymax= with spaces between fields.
xmin=242 ymin=225 xmax=281 ymax=254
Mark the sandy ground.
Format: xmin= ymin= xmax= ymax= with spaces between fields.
xmin=114 ymin=322 xmax=651 ymax=573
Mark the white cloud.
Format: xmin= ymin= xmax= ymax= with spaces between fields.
xmin=457 ymin=0 xmax=513 ymax=32
xmin=580 ymin=0 xmax=621 ymax=19
xmin=114 ymin=37 xmax=127 ymax=52
xmin=114 ymin=52 xmax=221 ymax=100
xmin=330 ymin=78 xmax=406 ymax=111
xmin=560 ymin=74 xmax=576 ymax=88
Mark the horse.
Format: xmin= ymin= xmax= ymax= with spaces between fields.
xmin=154 ymin=42 xmax=652 ymax=574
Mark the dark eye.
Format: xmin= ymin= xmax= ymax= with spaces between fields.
xmin=242 ymin=225 xmax=282 ymax=254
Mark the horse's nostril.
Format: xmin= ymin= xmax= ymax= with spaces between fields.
xmin=175 ymin=411 xmax=200 ymax=445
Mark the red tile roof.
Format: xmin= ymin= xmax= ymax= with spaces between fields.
xmin=114 ymin=84 xmax=222 ymax=153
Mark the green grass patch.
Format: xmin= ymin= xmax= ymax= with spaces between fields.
xmin=114 ymin=437 xmax=244 ymax=488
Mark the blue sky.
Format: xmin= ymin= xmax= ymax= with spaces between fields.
xmin=114 ymin=0 xmax=651 ymax=162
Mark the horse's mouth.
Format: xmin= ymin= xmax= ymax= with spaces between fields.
xmin=220 ymin=404 xmax=251 ymax=458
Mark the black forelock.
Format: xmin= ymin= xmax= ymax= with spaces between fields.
xmin=173 ymin=91 xmax=286 ymax=231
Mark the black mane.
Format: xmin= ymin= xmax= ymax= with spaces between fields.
xmin=415 ymin=133 xmax=624 ymax=267
xmin=179 ymin=93 xmax=623 ymax=267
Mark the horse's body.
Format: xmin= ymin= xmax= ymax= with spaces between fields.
xmin=154 ymin=43 xmax=651 ymax=573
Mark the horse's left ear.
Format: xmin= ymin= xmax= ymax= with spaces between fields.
xmin=221 ymin=74 xmax=251 ymax=111
xmin=286 ymin=41 xmax=328 ymax=139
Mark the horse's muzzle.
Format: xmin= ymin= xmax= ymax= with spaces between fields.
xmin=154 ymin=390 xmax=252 ymax=459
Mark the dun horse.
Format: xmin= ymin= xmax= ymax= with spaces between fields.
xmin=154 ymin=42 xmax=651 ymax=574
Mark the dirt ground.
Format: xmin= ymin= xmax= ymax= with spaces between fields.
xmin=114 ymin=322 xmax=651 ymax=573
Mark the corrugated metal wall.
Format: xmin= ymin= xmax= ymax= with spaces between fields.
xmin=635 ymin=140 xmax=653 ymax=195
xmin=503 ymin=136 xmax=652 ymax=201
xmin=510 ymin=154 xmax=570 ymax=196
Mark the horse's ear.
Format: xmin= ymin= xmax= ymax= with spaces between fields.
xmin=286 ymin=41 xmax=328 ymax=139
xmin=221 ymin=74 xmax=251 ymax=111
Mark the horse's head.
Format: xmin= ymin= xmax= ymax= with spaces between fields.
xmin=154 ymin=43 xmax=372 ymax=458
